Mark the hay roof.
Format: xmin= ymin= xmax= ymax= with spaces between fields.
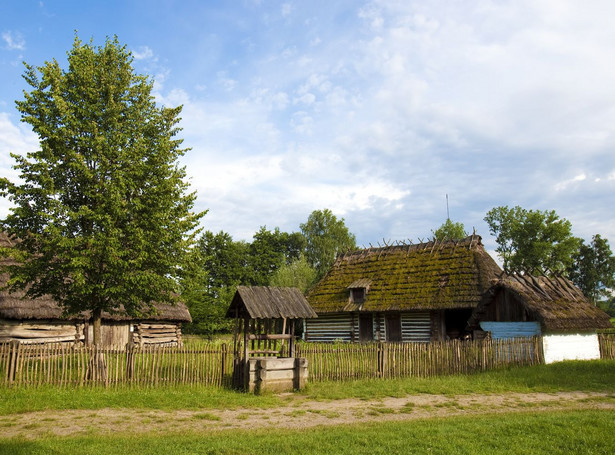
xmin=0 ymin=232 xmax=191 ymax=323
xmin=226 ymin=286 xmax=317 ymax=320
xmin=307 ymin=235 xmax=502 ymax=313
xmin=468 ymin=274 xmax=612 ymax=332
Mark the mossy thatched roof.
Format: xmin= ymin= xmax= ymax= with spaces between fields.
xmin=0 ymin=232 xmax=191 ymax=323
xmin=307 ymin=235 xmax=502 ymax=313
xmin=468 ymin=274 xmax=612 ymax=332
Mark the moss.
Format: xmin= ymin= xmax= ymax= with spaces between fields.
xmin=309 ymin=237 xmax=501 ymax=313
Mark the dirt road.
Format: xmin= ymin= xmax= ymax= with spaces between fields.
xmin=2 ymin=391 xmax=613 ymax=439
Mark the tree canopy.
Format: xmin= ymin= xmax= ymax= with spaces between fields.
xmin=484 ymin=206 xmax=580 ymax=274
xmin=300 ymin=209 xmax=356 ymax=279
xmin=568 ymin=234 xmax=615 ymax=304
xmin=0 ymin=36 xmax=204 ymax=343
xmin=432 ymin=219 xmax=467 ymax=241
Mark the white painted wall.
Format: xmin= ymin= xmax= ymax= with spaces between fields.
xmin=542 ymin=333 xmax=601 ymax=364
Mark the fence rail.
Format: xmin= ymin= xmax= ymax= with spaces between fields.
xmin=1 ymin=334 xmax=613 ymax=388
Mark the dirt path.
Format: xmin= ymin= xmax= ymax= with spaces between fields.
xmin=2 ymin=391 xmax=614 ymax=440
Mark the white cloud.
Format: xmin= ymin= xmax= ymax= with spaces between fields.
xmin=2 ymin=31 xmax=26 ymax=50
xmin=132 ymin=46 xmax=154 ymax=60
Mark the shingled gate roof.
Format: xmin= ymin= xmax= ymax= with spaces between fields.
xmin=307 ymin=235 xmax=502 ymax=313
xmin=468 ymin=274 xmax=612 ymax=332
xmin=226 ymin=286 xmax=317 ymax=320
xmin=0 ymin=232 xmax=191 ymax=323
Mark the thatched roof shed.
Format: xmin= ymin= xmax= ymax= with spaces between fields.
xmin=226 ymin=286 xmax=317 ymax=320
xmin=307 ymin=235 xmax=502 ymax=313
xmin=467 ymin=274 xmax=612 ymax=332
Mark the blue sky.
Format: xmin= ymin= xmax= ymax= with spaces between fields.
xmin=2 ymin=1 xmax=615 ymax=258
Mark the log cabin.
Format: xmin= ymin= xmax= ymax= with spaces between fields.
xmin=0 ymin=232 xmax=191 ymax=347
xmin=466 ymin=273 xmax=612 ymax=363
xmin=304 ymin=235 xmax=502 ymax=343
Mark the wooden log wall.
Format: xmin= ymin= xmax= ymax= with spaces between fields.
xmin=0 ymin=319 xmax=84 ymax=344
xmin=133 ymin=323 xmax=182 ymax=347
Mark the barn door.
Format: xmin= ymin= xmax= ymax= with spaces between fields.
xmin=385 ymin=314 xmax=402 ymax=342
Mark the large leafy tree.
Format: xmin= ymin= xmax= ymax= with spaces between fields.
xmin=568 ymin=234 xmax=615 ymax=304
xmin=0 ymin=37 xmax=204 ymax=344
xmin=484 ymin=206 xmax=580 ymax=274
xmin=300 ymin=209 xmax=356 ymax=278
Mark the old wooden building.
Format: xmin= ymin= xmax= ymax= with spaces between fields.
xmin=467 ymin=274 xmax=612 ymax=363
xmin=304 ymin=235 xmax=502 ymax=343
xmin=0 ymin=232 xmax=191 ymax=346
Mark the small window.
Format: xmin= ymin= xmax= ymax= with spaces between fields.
xmin=351 ymin=287 xmax=365 ymax=304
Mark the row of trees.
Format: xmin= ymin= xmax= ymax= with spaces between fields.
xmin=182 ymin=210 xmax=356 ymax=335
xmin=434 ymin=207 xmax=615 ymax=315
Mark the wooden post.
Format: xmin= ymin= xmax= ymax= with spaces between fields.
xmin=289 ymin=319 xmax=296 ymax=358
xmin=7 ymin=340 xmax=19 ymax=386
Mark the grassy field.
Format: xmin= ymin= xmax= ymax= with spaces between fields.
xmin=1 ymin=360 xmax=614 ymax=454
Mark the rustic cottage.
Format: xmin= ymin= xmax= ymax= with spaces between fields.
xmin=466 ymin=274 xmax=612 ymax=363
xmin=304 ymin=235 xmax=502 ymax=343
xmin=0 ymin=233 xmax=191 ymax=346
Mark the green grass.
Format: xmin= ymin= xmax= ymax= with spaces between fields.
xmin=1 ymin=359 xmax=613 ymax=415
xmin=302 ymin=359 xmax=615 ymax=400
xmin=0 ymin=410 xmax=612 ymax=454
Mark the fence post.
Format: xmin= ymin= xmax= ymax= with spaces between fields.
xmin=221 ymin=343 xmax=227 ymax=384
xmin=7 ymin=341 xmax=19 ymax=386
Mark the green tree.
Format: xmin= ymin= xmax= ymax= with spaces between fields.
xmin=300 ymin=209 xmax=356 ymax=278
xmin=0 ymin=36 xmax=204 ymax=345
xmin=182 ymin=231 xmax=248 ymax=336
xmin=484 ymin=206 xmax=580 ymax=274
xmin=433 ymin=219 xmax=467 ymax=241
xmin=269 ymin=255 xmax=318 ymax=294
xmin=568 ymin=234 xmax=615 ymax=304
xmin=247 ymin=226 xmax=305 ymax=285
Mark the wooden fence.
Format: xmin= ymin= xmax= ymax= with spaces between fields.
xmin=0 ymin=342 xmax=233 ymax=388
xmin=296 ymin=337 xmax=544 ymax=382
xmin=599 ymin=333 xmax=615 ymax=360
xmin=1 ymin=335 xmax=613 ymax=388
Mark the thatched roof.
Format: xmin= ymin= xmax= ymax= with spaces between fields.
xmin=0 ymin=232 xmax=191 ymax=323
xmin=307 ymin=235 xmax=502 ymax=313
xmin=226 ymin=286 xmax=318 ymax=320
xmin=467 ymin=274 xmax=612 ymax=332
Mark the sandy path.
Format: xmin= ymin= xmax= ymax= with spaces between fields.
xmin=1 ymin=391 xmax=613 ymax=439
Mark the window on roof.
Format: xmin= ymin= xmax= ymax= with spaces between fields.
xmin=350 ymin=287 xmax=366 ymax=304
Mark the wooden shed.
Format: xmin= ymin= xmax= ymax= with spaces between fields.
xmin=305 ymin=235 xmax=502 ymax=343
xmin=0 ymin=233 xmax=192 ymax=347
xmin=467 ymin=274 xmax=612 ymax=363
xmin=226 ymin=286 xmax=317 ymax=392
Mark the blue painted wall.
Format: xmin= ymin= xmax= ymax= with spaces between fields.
xmin=479 ymin=321 xmax=541 ymax=339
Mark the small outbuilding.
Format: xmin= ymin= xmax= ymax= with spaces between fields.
xmin=467 ymin=274 xmax=612 ymax=363
xmin=226 ymin=286 xmax=317 ymax=392
xmin=0 ymin=233 xmax=192 ymax=347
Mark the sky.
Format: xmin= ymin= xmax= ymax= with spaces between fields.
xmin=1 ymin=1 xmax=615 ymax=258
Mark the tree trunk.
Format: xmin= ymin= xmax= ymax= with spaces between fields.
xmin=92 ymin=307 xmax=103 ymax=346
xmin=88 ymin=307 xmax=107 ymax=384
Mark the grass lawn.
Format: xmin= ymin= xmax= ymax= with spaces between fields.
xmin=1 ymin=359 xmax=614 ymax=415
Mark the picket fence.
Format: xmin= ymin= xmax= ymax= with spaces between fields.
xmin=1 ymin=335 xmax=613 ymax=388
